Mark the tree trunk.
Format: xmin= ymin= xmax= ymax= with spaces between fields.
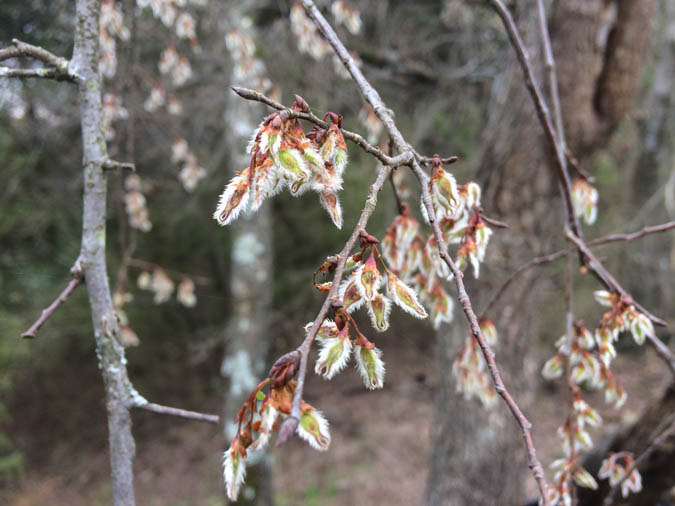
xmin=426 ymin=1 xmax=655 ymax=504
xmin=70 ymin=0 xmax=139 ymax=504
xmin=220 ymin=6 xmax=275 ymax=505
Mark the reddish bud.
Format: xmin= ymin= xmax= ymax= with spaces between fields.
xmin=268 ymin=350 xmax=301 ymax=388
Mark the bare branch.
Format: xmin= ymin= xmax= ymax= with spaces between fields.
xmin=536 ymin=0 xmax=566 ymax=157
xmin=297 ymin=1 xmax=552 ymax=503
xmin=103 ymin=158 xmax=136 ymax=172
xmin=21 ymin=263 xmax=83 ymax=338
xmin=134 ymin=401 xmax=219 ymax=424
xmin=482 ymin=219 xmax=675 ymax=316
xmin=0 ymin=38 xmax=76 ymax=82
xmin=587 ymin=221 xmax=675 ymax=246
xmin=481 ymin=248 xmax=570 ymax=317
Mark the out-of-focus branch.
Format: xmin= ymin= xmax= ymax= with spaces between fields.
xmin=488 ymin=0 xmax=579 ymax=239
xmin=536 ymin=0 xmax=566 ymax=158
xmin=134 ymin=401 xmax=219 ymax=424
xmin=298 ymin=1 xmax=552 ymax=503
xmin=588 ymin=221 xmax=675 ymax=246
xmin=483 ymin=219 xmax=675 ymax=317
xmin=103 ymin=158 xmax=136 ymax=172
xmin=481 ymin=248 xmax=570 ymax=317
xmin=0 ymin=38 xmax=77 ymax=82
xmin=565 ymin=229 xmax=666 ymax=327
xmin=21 ymin=262 xmax=83 ymax=338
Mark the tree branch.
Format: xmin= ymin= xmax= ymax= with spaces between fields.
xmin=0 ymin=38 xmax=77 ymax=82
xmin=21 ymin=263 xmax=83 ymax=338
xmin=297 ymin=1 xmax=552 ymax=503
xmin=134 ymin=401 xmax=219 ymax=424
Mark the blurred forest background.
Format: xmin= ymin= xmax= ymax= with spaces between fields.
xmin=0 ymin=0 xmax=674 ymax=505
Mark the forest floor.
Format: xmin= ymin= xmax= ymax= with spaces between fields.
xmin=1 ymin=324 xmax=671 ymax=506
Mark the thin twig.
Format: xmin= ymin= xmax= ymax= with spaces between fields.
xmin=587 ymin=221 xmax=675 ymax=246
xmin=21 ymin=264 xmax=84 ymax=338
xmin=603 ymin=411 xmax=675 ymax=506
xmin=135 ymin=401 xmax=219 ymax=424
xmin=103 ymin=158 xmax=136 ymax=172
xmin=481 ymin=248 xmax=570 ymax=317
xmin=479 ymin=211 xmax=510 ymax=229
xmin=482 ymin=219 xmax=675 ymax=317
xmin=276 ymin=162 xmax=394 ymax=445
xmin=299 ymin=1 xmax=551 ymax=503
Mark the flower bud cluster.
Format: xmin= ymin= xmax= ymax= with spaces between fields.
xmin=311 ymin=235 xmax=430 ymax=389
xmin=599 ymin=452 xmax=642 ymax=498
xmin=124 ymin=174 xmax=152 ymax=232
xmin=157 ymin=45 xmax=193 ymax=87
xmin=548 ymin=456 xmax=598 ymax=506
xmin=226 ymin=20 xmax=273 ymax=94
xmin=571 ymin=177 xmax=598 ymax=225
xmin=214 ymin=101 xmax=349 ymax=228
xmin=542 ymin=291 xmax=655 ymax=504
xmin=171 ymin=137 xmax=206 ymax=192
xmin=452 ymin=318 xmax=498 ymax=408
xmin=382 ymin=157 xmax=493 ymax=331
xmin=102 ymin=93 xmax=128 ymax=140
xmin=100 ymin=0 xmax=129 ymax=78
xmin=137 ymin=267 xmax=197 ymax=307
xmin=223 ymin=361 xmax=330 ymax=501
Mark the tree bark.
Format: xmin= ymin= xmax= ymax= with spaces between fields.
xmin=220 ymin=5 xmax=275 ymax=505
xmin=426 ymin=1 xmax=655 ymax=504
xmin=71 ymin=0 xmax=137 ymax=504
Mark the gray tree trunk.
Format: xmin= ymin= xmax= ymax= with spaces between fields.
xmin=220 ymin=6 xmax=275 ymax=505
xmin=71 ymin=0 xmax=137 ymax=504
